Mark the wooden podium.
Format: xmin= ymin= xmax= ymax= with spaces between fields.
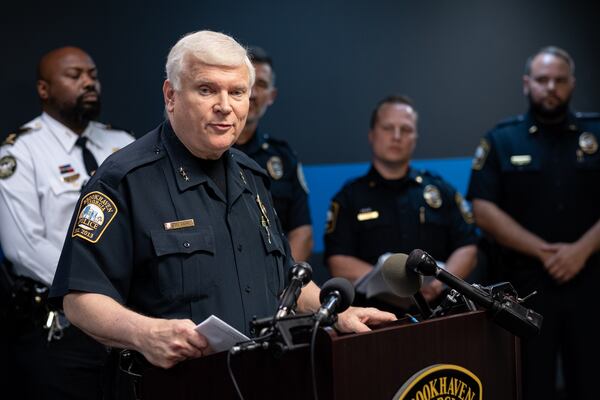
xmin=140 ymin=310 xmax=520 ymax=400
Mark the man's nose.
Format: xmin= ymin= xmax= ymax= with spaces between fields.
xmin=214 ymin=92 xmax=232 ymax=113
xmin=82 ymin=73 xmax=98 ymax=91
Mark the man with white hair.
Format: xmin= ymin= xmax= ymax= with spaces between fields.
xmin=50 ymin=31 xmax=395 ymax=381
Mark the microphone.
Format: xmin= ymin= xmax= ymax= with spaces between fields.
xmin=314 ymin=277 xmax=355 ymax=325
xmin=381 ymin=253 xmax=432 ymax=319
xmin=406 ymin=249 xmax=542 ymax=337
xmin=406 ymin=249 xmax=494 ymax=307
xmin=275 ymin=262 xmax=313 ymax=319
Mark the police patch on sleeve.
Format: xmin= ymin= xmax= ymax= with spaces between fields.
xmin=455 ymin=192 xmax=474 ymax=224
xmin=297 ymin=163 xmax=309 ymax=194
xmin=0 ymin=155 xmax=17 ymax=179
xmin=72 ymin=191 xmax=118 ymax=243
xmin=325 ymin=201 xmax=339 ymax=234
xmin=471 ymin=138 xmax=490 ymax=170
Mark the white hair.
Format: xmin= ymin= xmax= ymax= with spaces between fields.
xmin=166 ymin=30 xmax=255 ymax=90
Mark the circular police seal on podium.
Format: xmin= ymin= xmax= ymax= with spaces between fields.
xmin=393 ymin=364 xmax=482 ymax=400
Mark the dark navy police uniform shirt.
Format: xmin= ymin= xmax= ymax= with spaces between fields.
xmin=324 ymin=166 xmax=477 ymax=266
xmin=467 ymin=112 xmax=600 ymax=292
xmin=51 ymin=122 xmax=290 ymax=335
xmin=234 ymin=130 xmax=311 ymax=234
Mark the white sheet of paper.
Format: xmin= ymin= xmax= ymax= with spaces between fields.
xmin=195 ymin=315 xmax=250 ymax=353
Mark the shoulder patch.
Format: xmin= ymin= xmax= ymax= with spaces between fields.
xmin=297 ymin=163 xmax=309 ymax=194
xmin=2 ymin=126 xmax=33 ymax=146
xmin=575 ymin=112 xmax=600 ymax=120
xmin=72 ymin=191 xmax=118 ymax=243
xmin=325 ymin=201 xmax=340 ymax=234
xmin=495 ymin=115 xmax=524 ymax=128
xmin=471 ymin=138 xmax=490 ymax=170
xmin=0 ymin=155 xmax=17 ymax=179
xmin=455 ymin=192 xmax=474 ymax=224
xmin=102 ymin=123 xmax=134 ymax=136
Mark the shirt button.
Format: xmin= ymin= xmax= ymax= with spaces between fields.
xmin=245 ymin=285 xmax=251 ymax=293
xmin=183 ymin=241 xmax=191 ymax=248
xmin=237 ymin=244 xmax=243 ymax=252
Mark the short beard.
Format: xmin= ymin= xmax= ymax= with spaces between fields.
xmin=59 ymin=95 xmax=102 ymax=125
xmin=528 ymin=94 xmax=570 ymax=123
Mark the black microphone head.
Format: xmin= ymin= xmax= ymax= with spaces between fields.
xmin=319 ymin=277 xmax=355 ymax=313
xmin=289 ymin=261 xmax=313 ymax=285
xmin=381 ymin=253 xmax=423 ymax=297
xmin=407 ymin=249 xmax=438 ymax=276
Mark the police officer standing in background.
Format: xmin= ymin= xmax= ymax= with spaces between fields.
xmin=325 ymin=95 xmax=478 ymax=312
xmin=234 ymin=46 xmax=313 ymax=262
xmin=0 ymin=47 xmax=134 ymax=399
xmin=467 ymin=46 xmax=600 ymax=399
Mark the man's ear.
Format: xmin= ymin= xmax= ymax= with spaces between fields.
xmin=163 ymin=80 xmax=175 ymax=113
xmin=37 ymin=80 xmax=49 ymax=101
xmin=268 ymin=87 xmax=278 ymax=106
xmin=522 ymin=75 xmax=530 ymax=96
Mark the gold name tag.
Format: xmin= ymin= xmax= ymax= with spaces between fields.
xmin=510 ymin=155 xmax=531 ymax=166
xmin=62 ymin=173 xmax=80 ymax=183
xmin=357 ymin=211 xmax=379 ymax=221
xmin=164 ymin=219 xmax=195 ymax=230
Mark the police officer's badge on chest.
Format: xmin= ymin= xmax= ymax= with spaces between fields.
xmin=579 ymin=132 xmax=598 ymax=155
xmin=72 ymin=191 xmax=118 ymax=243
xmin=267 ymin=156 xmax=284 ymax=180
xmin=423 ymin=185 xmax=442 ymax=208
xmin=0 ymin=155 xmax=17 ymax=179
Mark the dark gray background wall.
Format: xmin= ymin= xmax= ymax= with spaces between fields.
xmin=1 ymin=0 xmax=598 ymax=164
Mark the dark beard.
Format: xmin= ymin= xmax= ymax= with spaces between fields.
xmin=59 ymin=94 xmax=102 ymax=125
xmin=527 ymin=94 xmax=570 ymax=123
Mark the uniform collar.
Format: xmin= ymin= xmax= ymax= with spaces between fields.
xmin=161 ymin=121 xmax=253 ymax=201
xmin=41 ymin=112 xmax=99 ymax=153
xmin=233 ymin=128 xmax=267 ymax=156
xmin=525 ymin=110 xmax=579 ymax=135
xmin=366 ymin=164 xmax=422 ymax=187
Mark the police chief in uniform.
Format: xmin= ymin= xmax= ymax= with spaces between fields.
xmin=325 ymin=95 xmax=478 ymax=313
xmin=0 ymin=47 xmax=134 ymax=399
xmin=467 ymin=46 xmax=600 ymax=399
xmin=49 ymin=31 xmax=395 ymax=386
xmin=234 ymin=46 xmax=313 ymax=262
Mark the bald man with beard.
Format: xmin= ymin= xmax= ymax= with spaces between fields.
xmin=0 ymin=47 xmax=134 ymax=399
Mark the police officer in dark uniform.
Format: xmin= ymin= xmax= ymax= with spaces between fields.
xmin=49 ymin=31 xmax=395 ymax=382
xmin=325 ymin=95 xmax=478 ymax=312
xmin=467 ymin=46 xmax=600 ymax=399
xmin=234 ymin=46 xmax=313 ymax=262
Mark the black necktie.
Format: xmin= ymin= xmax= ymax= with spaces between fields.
xmin=75 ymin=136 xmax=99 ymax=176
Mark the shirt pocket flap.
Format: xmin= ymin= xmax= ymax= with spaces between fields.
xmin=151 ymin=227 xmax=215 ymax=256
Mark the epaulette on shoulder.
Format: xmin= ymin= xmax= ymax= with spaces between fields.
xmin=264 ymin=134 xmax=294 ymax=150
xmin=231 ymin=148 xmax=268 ymax=177
xmin=101 ymin=122 xmax=134 ymax=136
xmin=495 ymin=115 xmax=525 ymax=128
xmin=2 ymin=126 xmax=34 ymax=146
xmin=575 ymin=112 xmax=600 ymax=120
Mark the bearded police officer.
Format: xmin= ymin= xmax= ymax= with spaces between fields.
xmin=467 ymin=46 xmax=600 ymax=399
xmin=0 ymin=47 xmax=134 ymax=399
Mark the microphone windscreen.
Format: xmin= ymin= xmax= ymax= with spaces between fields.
xmin=407 ymin=249 xmax=438 ymax=276
xmin=382 ymin=253 xmax=423 ymax=296
xmin=289 ymin=261 xmax=313 ymax=284
xmin=319 ymin=277 xmax=355 ymax=312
